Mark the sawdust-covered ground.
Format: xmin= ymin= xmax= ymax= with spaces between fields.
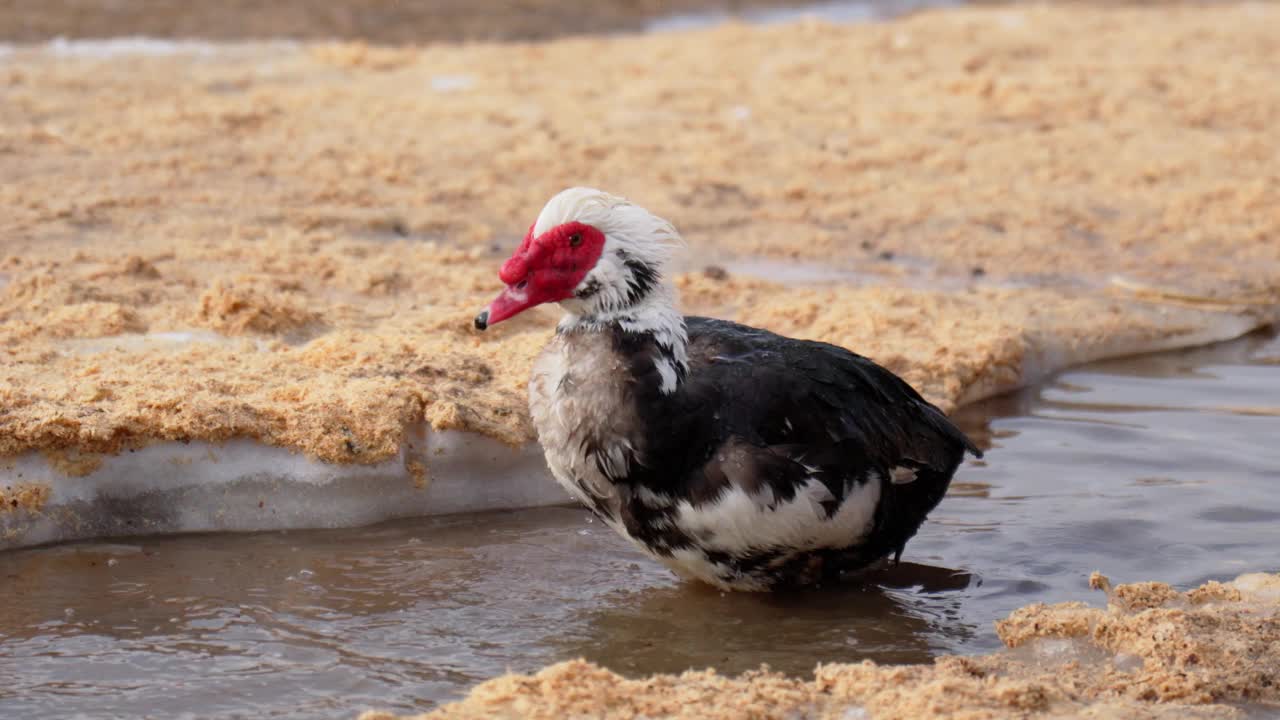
xmin=3 ymin=3 xmax=1278 ymax=468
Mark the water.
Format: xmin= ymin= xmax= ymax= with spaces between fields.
xmin=646 ymin=0 xmax=960 ymax=33
xmin=1 ymin=330 xmax=1277 ymax=718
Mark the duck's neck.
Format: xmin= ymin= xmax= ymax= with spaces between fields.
xmin=559 ymin=284 xmax=689 ymax=394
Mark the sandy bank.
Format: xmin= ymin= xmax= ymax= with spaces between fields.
xmin=1 ymin=3 xmax=1278 ymax=544
xmin=360 ymin=572 xmax=1280 ymax=719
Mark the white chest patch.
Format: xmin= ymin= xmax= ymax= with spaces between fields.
xmin=673 ymin=478 xmax=881 ymax=556
xmin=665 ymin=475 xmax=883 ymax=590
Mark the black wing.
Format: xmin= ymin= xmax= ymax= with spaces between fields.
xmin=638 ymin=316 xmax=981 ymax=562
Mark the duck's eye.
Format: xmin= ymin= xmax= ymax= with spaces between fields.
xmin=568 ymin=233 xmax=583 ymax=248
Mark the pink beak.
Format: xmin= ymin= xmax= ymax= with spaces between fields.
xmin=474 ymin=282 xmax=533 ymax=331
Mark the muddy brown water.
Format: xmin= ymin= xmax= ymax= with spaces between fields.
xmin=1 ymin=329 xmax=1277 ymax=718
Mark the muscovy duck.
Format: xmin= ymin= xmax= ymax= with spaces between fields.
xmin=474 ymin=187 xmax=981 ymax=591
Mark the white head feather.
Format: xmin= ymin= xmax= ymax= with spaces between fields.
xmin=535 ymin=187 xmax=689 ymax=393
xmin=533 ymin=187 xmax=682 ymax=272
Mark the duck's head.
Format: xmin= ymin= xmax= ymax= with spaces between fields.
xmin=474 ymin=187 xmax=681 ymax=330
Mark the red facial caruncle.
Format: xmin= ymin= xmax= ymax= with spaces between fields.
xmin=474 ymin=221 xmax=606 ymax=330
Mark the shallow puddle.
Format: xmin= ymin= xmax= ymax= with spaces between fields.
xmin=1 ymin=330 xmax=1278 ymax=718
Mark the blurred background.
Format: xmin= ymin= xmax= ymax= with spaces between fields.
xmin=0 ymin=0 xmax=947 ymax=42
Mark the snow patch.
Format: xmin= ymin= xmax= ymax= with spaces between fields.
xmin=719 ymin=257 xmax=871 ymax=286
xmin=431 ymin=75 xmax=474 ymax=93
xmin=57 ymin=330 xmax=270 ymax=355
xmin=45 ymin=36 xmax=221 ymax=58
xmin=1113 ymin=652 xmax=1144 ymax=672
xmin=1006 ymin=637 xmax=1111 ymax=669
xmin=0 ymin=427 xmax=569 ymax=550
xmin=0 ymin=37 xmax=299 ymax=61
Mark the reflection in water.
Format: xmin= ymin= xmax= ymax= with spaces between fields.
xmin=560 ymin=561 xmax=975 ymax=676
xmin=1 ymin=329 xmax=1278 ymax=718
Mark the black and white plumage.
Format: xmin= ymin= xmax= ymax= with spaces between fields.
xmin=477 ymin=187 xmax=982 ymax=591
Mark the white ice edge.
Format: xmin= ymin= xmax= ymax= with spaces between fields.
xmin=45 ymin=36 xmax=220 ymax=57
xmin=958 ymin=308 xmax=1274 ymax=408
xmin=1 ymin=427 xmax=570 ymax=550
xmin=0 ymin=37 xmax=300 ymax=60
